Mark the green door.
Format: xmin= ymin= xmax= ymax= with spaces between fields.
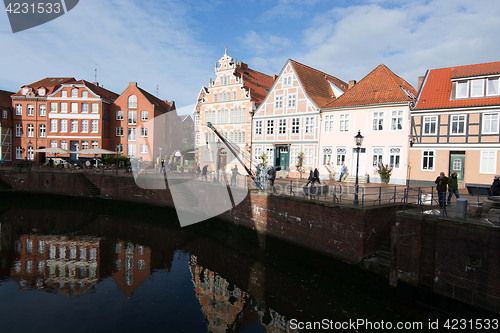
xmin=275 ymin=146 xmax=289 ymax=171
xmin=450 ymin=153 xmax=465 ymax=182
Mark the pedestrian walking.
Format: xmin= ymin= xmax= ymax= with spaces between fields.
xmin=305 ymin=168 xmax=314 ymax=186
xmin=202 ymin=165 xmax=208 ymax=182
xmin=447 ymin=172 xmax=459 ymax=205
xmin=313 ymin=167 xmax=321 ymax=184
xmin=435 ymin=171 xmax=449 ymax=208
xmin=267 ymin=166 xmax=276 ymax=188
xmin=231 ymin=165 xmax=240 ymax=186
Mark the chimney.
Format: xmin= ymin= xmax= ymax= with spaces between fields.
xmin=417 ymin=76 xmax=425 ymax=92
xmin=239 ymin=62 xmax=248 ymax=70
xmin=92 ymin=82 xmax=99 ymax=87
xmin=272 ymin=75 xmax=278 ymax=81
xmin=129 ymin=82 xmax=137 ymax=87
xmin=348 ymin=80 xmax=356 ymax=89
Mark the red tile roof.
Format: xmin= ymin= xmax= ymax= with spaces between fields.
xmin=414 ymin=61 xmax=500 ymax=110
xmin=290 ymin=60 xmax=348 ymax=108
xmin=73 ymin=80 xmax=119 ymax=102
xmin=235 ymin=63 xmax=275 ymax=107
xmin=137 ymin=87 xmax=175 ymax=113
xmin=324 ymin=64 xmax=416 ymax=109
xmin=12 ymin=77 xmax=75 ymax=97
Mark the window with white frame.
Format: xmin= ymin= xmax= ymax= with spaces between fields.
xmin=50 ymin=140 xmax=57 ymax=148
xmin=140 ymin=144 xmax=148 ymax=154
xmin=38 ymin=88 xmax=45 ymax=96
xmin=91 ymin=120 xmax=98 ymax=133
xmin=128 ymin=95 xmax=137 ymax=108
xmin=372 ymin=147 xmax=384 ymax=167
xmin=336 ymin=147 xmax=346 ymax=166
xmin=195 ymin=115 xmax=200 ymax=127
xmin=339 ymin=113 xmax=349 ymax=132
xmin=128 ymin=144 xmax=136 ymax=156
xmin=22 ymin=88 xmax=28 ymax=95
xmin=487 ymin=77 xmax=499 ymax=96
xmin=275 ymin=96 xmax=283 ymax=109
xmin=39 ymin=125 xmax=46 ymax=138
xmin=16 ymin=147 xmax=22 ymax=159
xmin=71 ymin=103 xmax=78 ymax=113
xmin=267 ymin=119 xmax=274 ymax=135
xmin=278 ymin=119 xmax=286 ymax=134
xmin=391 ymin=110 xmax=403 ymax=131
xmin=116 ymin=143 xmax=123 ymax=153
xmin=422 ymin=150 xmax=434 ymax=170
xmin=389 ymin=147 xmax=401 ymax=169
xmin=60 ymin=140 xmax=67 ymax=150
xmin=60 ymin=119 xmax=68 ymax=133
xmin=471 ymin=79 xmax=484 ymax=97
xmin=195 ymin=133 xmax=200 ymax=146
xmin=15 ymin=124 xmax=22 ymax=137
xmin=233 ymin=91 xmax=237 ymax=101
xmin=373 ymin=111 xmax=384 ymax=131
xmin=15 ymin=104 xmax=22 ymax=115
xmin=450 ymin=115 xmax=466 ymax=134
xmin=322 ymin=147 xmax=332 ymax=165
xmin=91 ymin=103 xmax=98 ymax=113
xmin=71 ymin=89 xmax=78 ymax=98
xmin=255 ymin=120 xmax=262 ymax=135
xmin=128 ymin=111 xmax=137 ymax=125
xmin=39 ymin=105 xmax=46 ymax=116
xmin=288 ymin=94 xmax=296 ymax=108
xmin=213 ymin=93 xmax=217 ymax=103
xmin=482 ymin=113 xmax=499 ymax=134
xmin=128 ymin=127 xmax=136 ymax=141
xmin=423 ymin=116 xmax=437 ymax=135
xmin=81 ymin=141 xmax=88 ymax=150
xmin=305 ymin=117 xmax=314 ymax=134
xmin=50 ymin=103 xmax=57 ymax=113
xmin=292 ymin=118 xmax=299 ymax=134
xmin=283 ymin=75 xmax=292 ymax=86
xmin=254 ymin=147 xmax=263 ymax=162
xmin=217 ymin=109 xmax=229 ymax=124
xmin=290 ymin=147 xmax=299 ymax=167
xmin=205 ymin=111 xmax=215 ymax=124
xmin=304 ymin=147 xmax=313 ymax=165
xmin=60 ymin=90 xmax=67 ymax=98
xmin=60 ymin=103 xmax=68 ymax=113
xmin=50 ymin=119 xmax=57 ymax=132
xmin=116 ymin=110 xmax=124 ymax=120
xmin=480 ymin=150 xmax=496 ymax=174
xmin=456 ymin=81 xmax=468 ymax=98
xmin=81 ymin=120 xmax=88 ymax=133
xmin=266 ymin=148 xmax=274 ymax=164
xmin=141 ymin=111 xmax=148 ymax=121
xmin=82 ymin=91 xmax=88 ymax=98
xmin=70 ymin=120 xmax=78 ymax=133
xmin=219 ymin=93 xmax=222 ymax=102
xmin=91 ymin=141 xmax=98 ymax=149
xmin=324 ymin=115 xmax=334 ymax=133
xmin=27 ymin=104 xmax=34 ymax=116
xmin=27 ymin=124 xmax=34 ymax=137
xmin=116 ymin=127 xmax=123 ymax=136
xmin=2 ymin=110 xmax=6 ymax=119
xmin=141 ymin=127 xmax=148 ymax=137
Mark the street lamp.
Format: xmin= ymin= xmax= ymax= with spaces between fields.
xmin=353 ymin=130 xmax=364 ymax=205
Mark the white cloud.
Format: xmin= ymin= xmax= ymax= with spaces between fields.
xmin=239 ymin=30 xmax=292 ymax=56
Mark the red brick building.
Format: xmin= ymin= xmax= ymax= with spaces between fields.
xmin=0 ymin=89 xmax=14 ymax=165
xmin=11 ymin=78 xmax=75 ymax=163
xmin=111 ymin=82 xmax=177 ymax=164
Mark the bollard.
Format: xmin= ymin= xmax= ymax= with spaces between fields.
xmin=456 ymin=198 xmax=468 ymax=219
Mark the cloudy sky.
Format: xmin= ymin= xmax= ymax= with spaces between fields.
xmin=1 ymin=0 xmax=499 ymax=115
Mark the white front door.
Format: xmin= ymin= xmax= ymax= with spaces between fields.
xmin=351 ymin=148 xmax=366 ymax=177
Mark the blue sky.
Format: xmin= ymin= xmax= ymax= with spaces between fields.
xmin=1 ymin=0 xmax=500 ymax=116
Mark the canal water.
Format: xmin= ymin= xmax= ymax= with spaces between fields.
xmin=0 ymin=194 xmax=495 ymax=332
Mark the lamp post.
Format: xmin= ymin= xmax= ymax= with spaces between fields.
xmin=353 ymin=130 xmax=364 ymax=205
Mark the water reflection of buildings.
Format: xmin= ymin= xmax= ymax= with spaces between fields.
xmin=189 ymin=255 xmax=297 ymax=333
xmin=111 ymin=241 xmax=151 ymax=296
xmin=10 ymin=234 xmax=100 ymax=296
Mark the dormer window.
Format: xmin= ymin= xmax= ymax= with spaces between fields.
xmin=471 ymin=79 xmax=484 ymax=97
xmin=22 ymin=88 xmax=28 ymax=95
xmin=38 ymin=89 xmax=45 ymax=96
xmin=487 ymin=77 xmax=499 ymax=96
xmin=456 ymin=81 xmax=468 ymax=98
xmin=454 ymin=76 xmax=500 ymax=99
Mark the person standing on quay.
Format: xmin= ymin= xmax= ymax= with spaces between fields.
xmin=267 ymin=166 xmax=276 ymax=189
xmin=491 ymin=175 xmax=500 ymax=196
xmin=338 ymin=163 xmax=346 ymax=181
xmin=447 ymin=172 xmax=459 ymax=205
xmin=202 ymin=164 xmax=208 ymax=182
xmin=435 ymin=171 xmax=449 ymax=208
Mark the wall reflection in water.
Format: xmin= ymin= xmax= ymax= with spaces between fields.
xmin=0 ymin=206 xmax=297 ymax=332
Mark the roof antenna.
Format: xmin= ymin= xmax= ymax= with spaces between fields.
xmin=94 ymin=63 xmax=97 ymax=83
xmin=156 ymin=85 xmax=159 ymax=97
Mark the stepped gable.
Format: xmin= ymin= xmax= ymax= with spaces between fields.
xmin=324 ymin=64 xmax=416 ymax=109
xmin=137 ymin=86 xmax=175 ymax=113
xmin=290 ymin=59 xmax=348 ymax=108
xmin=235 ymin=64 xmax=275 ymax=108
xmin=12 ymin=77 xmax=75 ymax=97
xmin=414 ymin=61 xmax=500 ymax=110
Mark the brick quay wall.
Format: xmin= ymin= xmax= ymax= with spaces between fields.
xmin=0 ymin=171 xmax=398 ymax=264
